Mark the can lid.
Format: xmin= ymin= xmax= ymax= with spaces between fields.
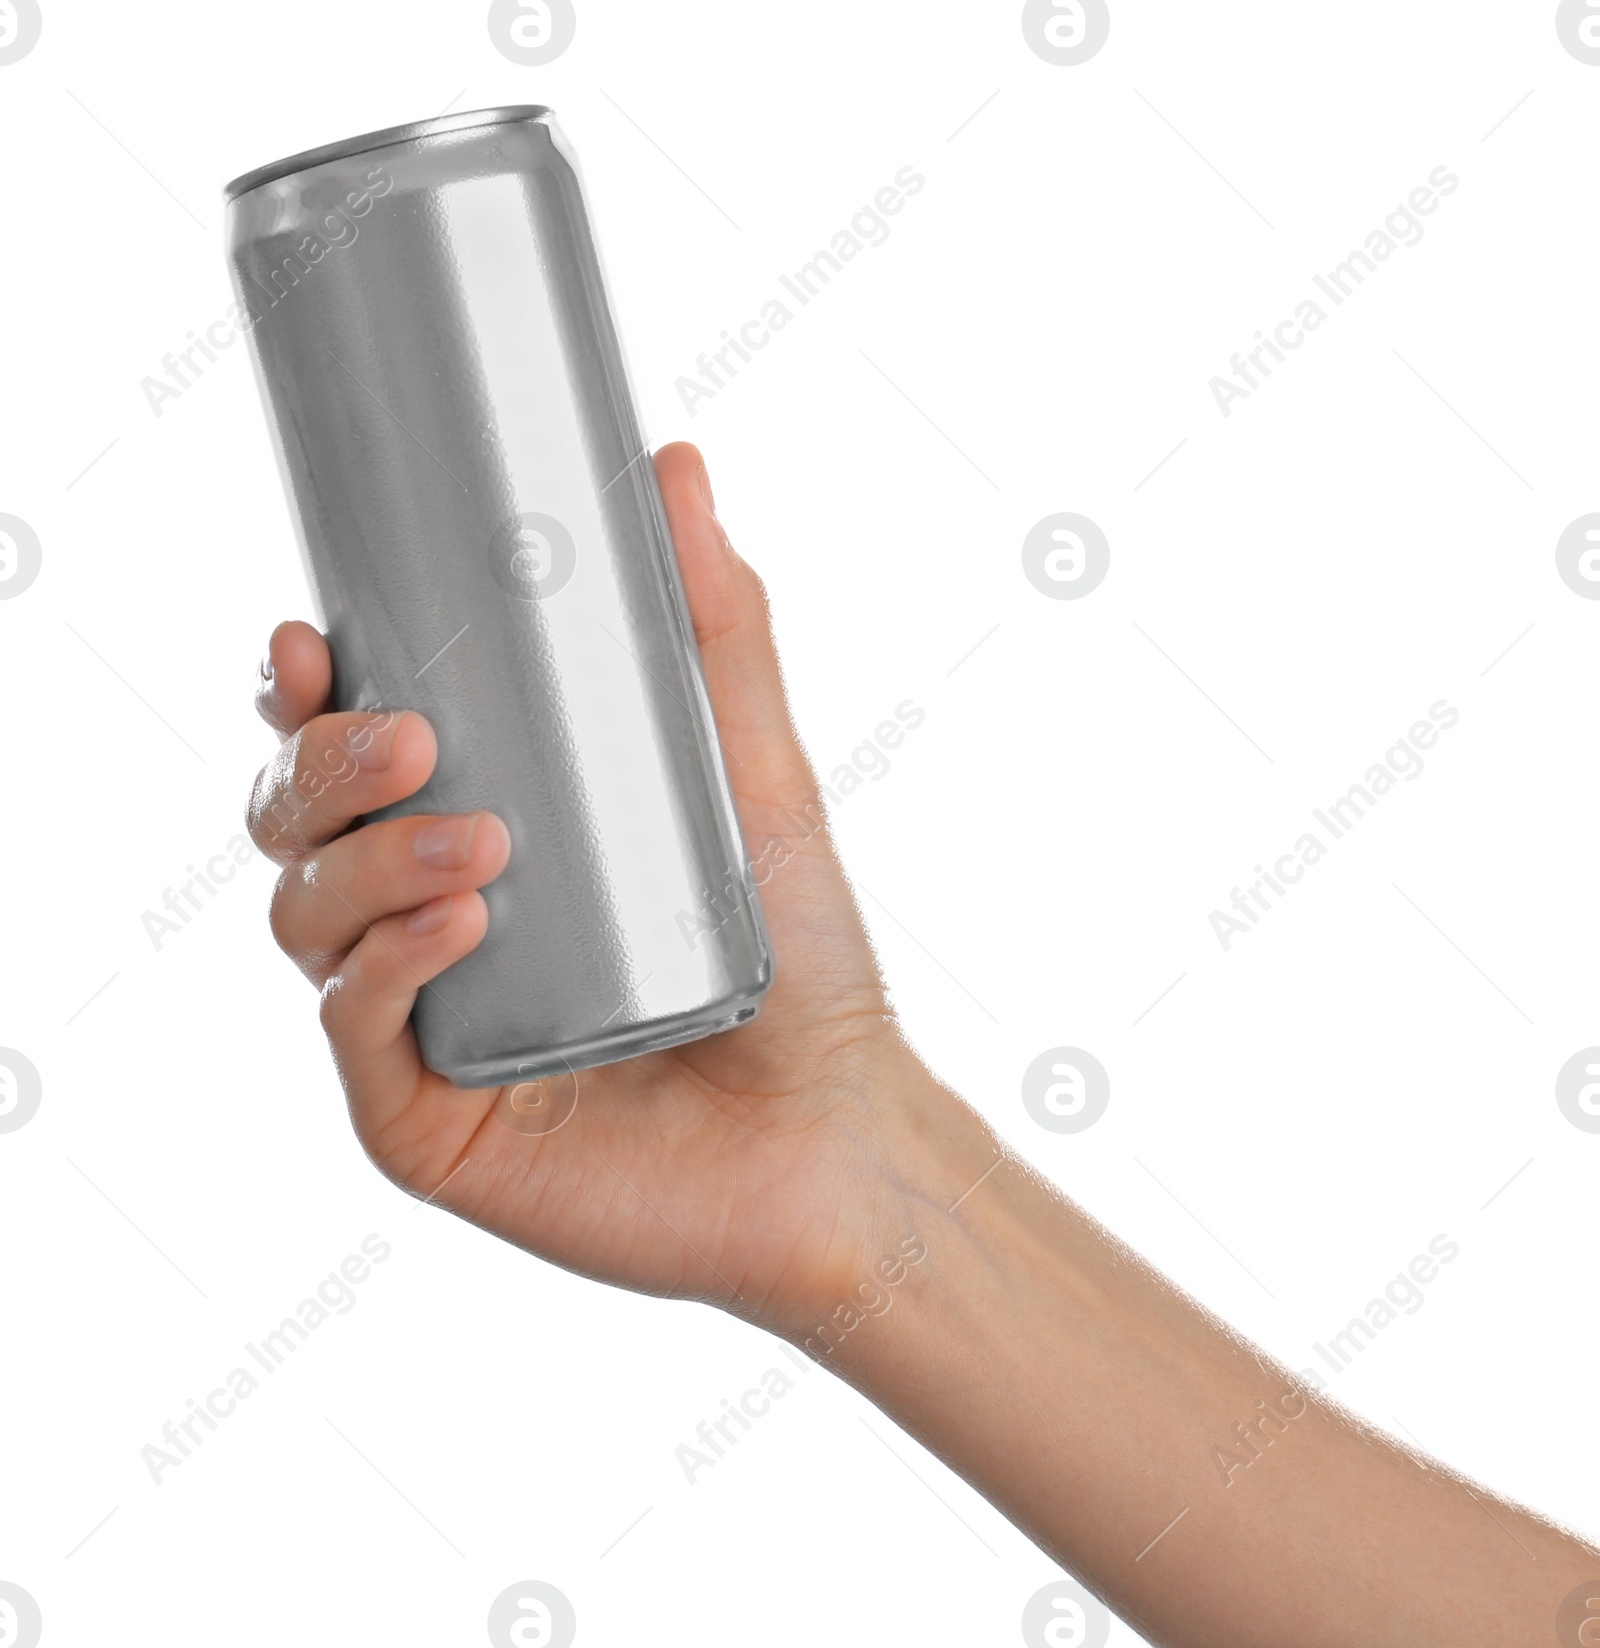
xmin=224 ymin=105 xmax=553 ymax=202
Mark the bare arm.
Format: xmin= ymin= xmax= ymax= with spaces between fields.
xmin=249 ymin=442 xmax=1598 ymax=1647
xmin=805 ymin=1074 xmax=1596 ymax=1645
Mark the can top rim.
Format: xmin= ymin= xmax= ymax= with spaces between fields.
xmin=224 ymin=105 xmax=554 ymax=203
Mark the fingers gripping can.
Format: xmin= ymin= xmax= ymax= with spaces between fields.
xmin=225 ymin=107 xmax=772 ymax=1086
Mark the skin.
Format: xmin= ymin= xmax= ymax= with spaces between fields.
xmin=250 ymin=442 xmax=1599 ymax=1646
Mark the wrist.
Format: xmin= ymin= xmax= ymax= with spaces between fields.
xmin=739 ymin=1047 xmax=977 ymax=1340
xmin=761 ymin=1057 xmax=1049 ymax=1365
xmin=776 ymin=1076 xmax=1113 ymax=1414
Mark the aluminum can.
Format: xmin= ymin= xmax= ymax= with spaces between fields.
xmin=225 ymin=107 xmax=771 ymax=1086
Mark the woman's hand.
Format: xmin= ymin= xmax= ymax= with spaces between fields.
xmin=247 ymin=442 xmax=990 ymax=1343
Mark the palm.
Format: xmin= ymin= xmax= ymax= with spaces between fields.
xmin=364 ymin=790 xmax=899 ymax=1329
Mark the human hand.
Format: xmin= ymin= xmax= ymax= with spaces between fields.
xmin=248 ymin=442 xmax=982 ymax=1341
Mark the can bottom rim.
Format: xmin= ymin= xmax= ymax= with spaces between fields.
xmin=428 ymin=992 xmax=768 ymax=1089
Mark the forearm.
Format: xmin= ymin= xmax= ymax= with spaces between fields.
xmin=802 ymin=1075 xmax=1596 ymax=1647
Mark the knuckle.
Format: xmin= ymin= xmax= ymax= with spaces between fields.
xmin=271 ymin=857 xmax=352 ymax=986
xmin=317 ymin=970 xmax=351 ymax=1038
xmin=266 ymin=865 xmax=301 ymax=953
xmin=246 ymin=739 xmax=312 ymax=862
xmin=244 ymin=764 xmax=273 ymax=849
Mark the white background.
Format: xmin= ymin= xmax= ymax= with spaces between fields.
xmin=1 ymin=2 xmax=1597 ymax=1643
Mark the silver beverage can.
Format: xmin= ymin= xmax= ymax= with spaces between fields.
xmin=225 ymin=106 xmax=771 ymax=1086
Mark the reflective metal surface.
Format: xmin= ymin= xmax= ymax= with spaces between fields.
xmin=226 ymin=108 xmax=771 ymax=1085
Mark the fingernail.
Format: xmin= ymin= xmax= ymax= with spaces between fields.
xmin=352 ymin=712 xmax=402 ymax=770
xmin=407 ymin=894 xmax=453 ymax=935
xmin=413 ymin=814 xmax=479 ymax=870
xmin=258 ymin=652 xmax=275 ymax=686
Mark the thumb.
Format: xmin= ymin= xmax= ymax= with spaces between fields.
xmin=654 ymin=442 xmax=819 ymax=817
